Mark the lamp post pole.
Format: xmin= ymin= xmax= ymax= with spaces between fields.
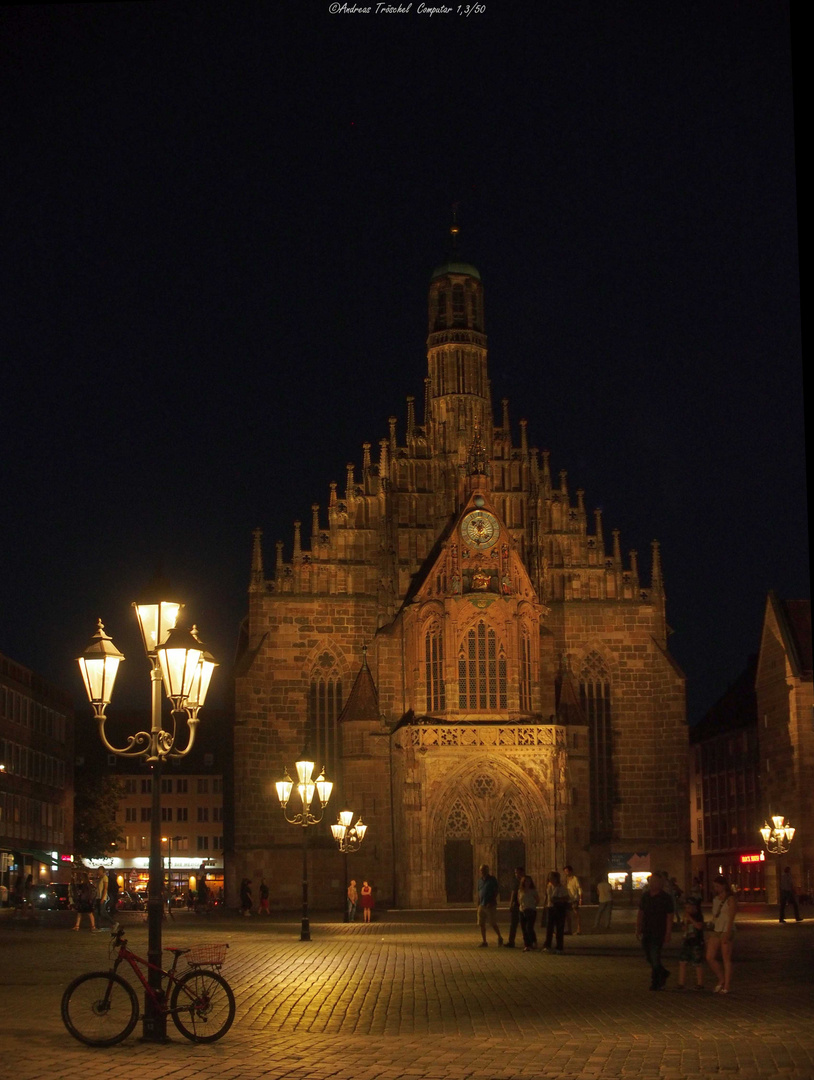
xmin=77 ymin=605 xmax=217 ymax=1043
xmin=276 ymin=760 xmax=333 ymax=941
xmin=760 ymin=815 xmax=796 ymax=906
xmin=331 ymin=810 xmax=367 ymax=921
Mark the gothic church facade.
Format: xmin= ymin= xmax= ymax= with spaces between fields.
xmin=230 ymin=231 xmax=689 ymax=908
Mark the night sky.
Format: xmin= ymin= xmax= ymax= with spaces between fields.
xmin=1 ymin=2 xmax=805 ymax=725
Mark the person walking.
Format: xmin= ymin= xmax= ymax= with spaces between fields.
xmin=706 ymin=874 xmax=737 ymax=994
xmin=240 ymin=877 xmax=253 ymax=916
xmin=258 ymin=878 xmax=270 ymax=915
xmin=563 ymin=865 xmax=582 ymax=934
xmin=636 ymin=872 xmax=674 ymax=989
xmin=476 ymin=865 xmax=503 ymax=947
xmin=542 ymin=871 xmax=570 ymax=953
xmin=93 ymin=867 xmax=110 ymax=927
xmin=360 ymin=880 xmax=374 ymax=923
xmin=518 ymin=874 xmax=539 ymax=951
xmin=779 ymin=867 xmax=803 ymax=923
xmin=506 ymin=866 xmax=524 ymax=948
xmin=70 ymin=869 xmax=97 ymax=932
xmin=347 ymin=879 xmax=358 ymax=922
xmin=594 ymin=877 xmax=613 ymax=930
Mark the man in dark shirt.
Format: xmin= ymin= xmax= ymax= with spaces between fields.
xmin=636 ymin=872 xmax=674 ymax=989
xmin=477 ymin=864 xmax=504 ymax=947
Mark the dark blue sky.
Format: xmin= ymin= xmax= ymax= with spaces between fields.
xmin=1 ymin=1 xmax=805 ymax=724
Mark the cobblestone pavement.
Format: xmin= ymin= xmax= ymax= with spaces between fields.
xmin=1 ymin=906 xmax=812 ymax=1080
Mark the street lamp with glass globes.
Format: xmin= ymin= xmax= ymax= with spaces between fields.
xmin=760 ymin=815 xmax=796 ymax=855
xmin=275 ymin=758 xmax=332 ymax=941
xmin=331 ymin=810 xmax=368 ymax=923
xmin=77 ymin=597 xmax=217 ymax=1042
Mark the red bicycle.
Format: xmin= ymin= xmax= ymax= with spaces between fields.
xmin=61 ymin=925 xmax=235 ymax=1046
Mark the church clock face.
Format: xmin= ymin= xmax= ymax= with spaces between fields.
xmin=462 ymin=509 xmax=499 ymax=548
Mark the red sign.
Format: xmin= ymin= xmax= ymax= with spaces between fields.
xmin=740 ymin=852 xmax=765 ymax=863
xmin=60 ymin=854 xmax=73 ymax=862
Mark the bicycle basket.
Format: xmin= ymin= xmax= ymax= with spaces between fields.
xmin=185 ymin=943 xmax=229 ymax=968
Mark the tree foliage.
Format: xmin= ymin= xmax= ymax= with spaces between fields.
xmin=74 ymin=774 xmax=124 ymax=860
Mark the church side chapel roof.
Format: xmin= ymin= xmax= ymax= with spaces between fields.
xmin=338 ymin=650 xmax=381 ymax=723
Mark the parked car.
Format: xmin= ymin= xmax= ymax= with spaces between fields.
xmin=48 ymin=882 xmax=70 ymax=909
xmin=116 ymin=890 xmax=145 ymax=911
xmin=31 ymin=885 xmax=59 ymax=910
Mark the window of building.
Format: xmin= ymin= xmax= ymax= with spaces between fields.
xmin=123 ymin=779 xmax=137 ymax=795
xmin=213 ymin=806 xmax=224 ymax=822
xmin=308 ymin=654 xmax=343 ymax=778
xmin=197 ymin=807 xmax=209 ymax=823
xmin=161 ymin=807 xmax=173 ymax=822
xmin=197 ymin=836 xmax=209 ymax=851
xmin=125 ymin=807 xmax=137 ymax=822
xmin=177 ymin=779 xmax=188 ymax=794
xmin=141 ymin=779 xmax=152 ymax=794
xmin=213 ymin=778 xmax=222 ymax=794
xmin=161 ymin=778 xmax=172 ymax=793
xmin=176 ymin=807 xmax=188 ymax=822
xmin=457 ymin=621 xmax=507 ymax=711
xmin=452 ymin=284 xmax=465 ymax=325
xmin=197 ymin=778 xmax=209 ymax=795
xmin=212 ymin=835 xmax=224 ymax=850
xmin=424 ymin=622 xmax=446 ymax=712
xmin=519 ymin=628 xmax=532 ymax=712
xmin=140 ymin=808 xmax=151 ymax=822
xmin=579 ymin=651 xmax=613 ymax=841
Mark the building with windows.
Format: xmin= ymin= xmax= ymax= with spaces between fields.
xmin=756 ymin=592 xmax=812 ymax=903
xmin=75 ymin=709 xmax=229 ymax=902
xmin=689 ymin=656 xmax=765 ymax=899
xmin=0 ymin=651 xmax=74 ymax=894
xmin=231 ymin=229 xmax=689 ymax=909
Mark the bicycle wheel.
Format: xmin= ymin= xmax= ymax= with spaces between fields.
xmin=170 ymin=968 xmax=235 ymax=1043
xmin=61 ymin=971 xmax=139 ymax=1047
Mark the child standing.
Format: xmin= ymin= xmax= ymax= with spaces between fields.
xmin=676 ymin=895 xmax=705 ymax=990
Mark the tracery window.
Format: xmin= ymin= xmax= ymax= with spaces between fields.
xmin=579 ymin=651 xmax=613 ymax=840
xmin=424 ymin=622 xmax=446 ymax=713
xmin=445 ymin=800 xmax=471 ymax=838
xmin=308 ymin=652 xmax=343 ymax=778
xmin=458 ymin=621 xmax=507 ymax=711
xmin=498 ymin=799 xmax=523 ymax=839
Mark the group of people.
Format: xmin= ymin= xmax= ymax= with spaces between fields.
xmin=476 ymin=863 xmax=741 ymax=995
xmin=346 ymin=879 xmax=374 ymax=922
xmin=69 ymin=866 xmax=116 ymax=932
xmin=637 ymin=871 xmax=737 ymax=993
xmin=477 ymin=863 xmax=583 ymax=952
xmin=239 ymin=877 xmax=270 ymax=915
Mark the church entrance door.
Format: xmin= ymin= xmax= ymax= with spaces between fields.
xmin=497 ymin=838 xmax=526 ymax=900
xmin=444 ymin=839 xmax=474 ymax=903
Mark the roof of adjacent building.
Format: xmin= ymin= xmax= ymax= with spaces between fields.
xmin=690 ymin=654 xmax=758 ymax=744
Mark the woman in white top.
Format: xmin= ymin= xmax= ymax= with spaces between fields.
xmin=706 ymin=874 xmax=737 ymax=993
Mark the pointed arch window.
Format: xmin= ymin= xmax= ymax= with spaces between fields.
xmin=579 ymin=651 xmax=613 ymax=840
xmin=308 ymin=653 xmax=343 ymax=778
xmin=452 ymin=284 xmax=465 ymax=325
xmin=458 ymin=621 xmax=507 ymax=711
xmin=424 ymin=622 xmax=446 ymax=713
xmin=519 ymin=627 xmax=532 ymax=712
